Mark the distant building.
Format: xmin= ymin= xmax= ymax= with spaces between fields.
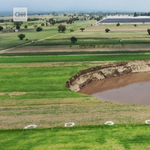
xmin=98 ymin=16 xmax=150 ymax=24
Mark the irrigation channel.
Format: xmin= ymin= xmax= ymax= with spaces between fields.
xmin=79 ymin=72 xmax=150 ymax=105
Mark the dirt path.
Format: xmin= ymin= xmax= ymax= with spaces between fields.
xmin=0 ymin=34 xmax=59 ymax=54
xmin=5 ymin=46 xmax=150 ymax=53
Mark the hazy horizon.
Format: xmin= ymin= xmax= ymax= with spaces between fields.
xmin=0 ymin=0 xmax=150 ymax=13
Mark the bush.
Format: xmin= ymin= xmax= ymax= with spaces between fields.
xmin=70 ymin=36 xmax=77 ymax=43
xmin=36 ymin=27 xmax=43 ymax=32
xmin=116 ymin=23 xmax=120 ymax=26
xmin=0 ymin=26 xmax=3 ymax=31
xmin=58 ymin=24 xmax=66 ymax=32
xmin=18 ymin=34 xmax=25 ymax=40
xmin=147 ymin=29 xmax=150 ymax=35
xmin=70 ymin=29 xmax=74 ymax=32
xmin=105 ymin=29 xmax=110 ymax=33
xmin=41 ymin=23 xmax=45 ymax=26
xmin=80 ymin=28 xmax=85 ymax=31
xmin=24 ymin=25 xmax=28 ymax=28
xmin=16 ymin=25 xmax=20 ymax=30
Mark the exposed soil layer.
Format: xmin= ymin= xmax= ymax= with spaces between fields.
xmin=66 ymin=60 xmax=150 ymax=92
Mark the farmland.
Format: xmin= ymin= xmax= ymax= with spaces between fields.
xmin=1 ymin=14 xmax=150 ymax=149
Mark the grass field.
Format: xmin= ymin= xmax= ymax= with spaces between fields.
xmin=0 ymin=20 xmax=92 ymax=50
xmin=0 ymin=54 xmax=150 ymax=63
xmin=1 ymin=50 xmax=150 ymax=56
xmin=1 ymin=56 xmax=150 ymax=131
xmin=1 ymin=14 xmax=150 ymax=149
xmin=1 ymin=124 xmax=150 ymax=150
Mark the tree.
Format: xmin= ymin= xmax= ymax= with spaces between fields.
xmin=105 ymin=29 xmax=110 ymax=33
xmin=147 ymin=29 xmax=150 ymax=35
xmin=13 ymin=22 xmax=23 ymax=27
xmin=49 ymin=18 xmax=56 ymax=25
xmin=51 ymin=20 xmax=56 ymax=25
xmin=66 ymin=19 xmax=73 ymax=24
xmin=16 ymin=25 xmax=20 ymax=30
xmin=0 ymin=26 xmax=3 ymax=31
xmin=18 ymin=34 xmax=25 ymax=40
xmin=70 ymin=29 xmax=74 ymax=32
xmin=36 ymin=27 xmax=43 ymax=32
xmin=116 ymin=23 xmax=120 ymax=26
xmin=134 ymin=12 xmax=138 ymax=17
xmin=13 ymin=22 xmax=23 ymax=30
xmin=24 ymin=25 xmax=28 ymax=28
xmin=49 ymin=18 xmax=54 ymax=22
xmin=80 ymin=28 xmax=85 ymax=31
xmin=41 ymin=23 xmax=45 ymax=26
xmin=134 ymin=24 xmax=137 ymax=27
xmin=58 ymin=24 xmax=66 ymax=32
xmin=70 ymin=36 xmax=77 ymax=43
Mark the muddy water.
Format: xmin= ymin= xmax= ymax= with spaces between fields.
xmin=79 ymin=73 xmax=150 ymax=105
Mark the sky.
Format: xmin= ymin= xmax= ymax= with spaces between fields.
xmin=0 ymin=0 xmax=150 ymax=12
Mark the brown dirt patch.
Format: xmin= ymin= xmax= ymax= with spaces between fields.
xmin=0 ymin=92 xmax=26 ymax=96
xmin=85 ymin=27 xmax=147 ymax=32
xmin=0 ymin=97 xmax=100 ymax=107
xmin=0 ymin=61 xmax=114 ymax=68
xmin=0 ymin=93 xmax=5 ymax=95
xmin=4 ymin=46 xmax=109 ymax=53
xmin=4 ymin=45 xmax=150 ymax=53
xmin=9 ymin=92 xmax=27 ymax=96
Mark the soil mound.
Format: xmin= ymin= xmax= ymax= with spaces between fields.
xmin=66 ymin=60 xmax=150 ymax=92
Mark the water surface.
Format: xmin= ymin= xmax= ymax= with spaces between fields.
xmin=79 ymin=73 xmax=150 ymax=105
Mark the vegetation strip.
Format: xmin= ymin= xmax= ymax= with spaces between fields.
xmin=1 ymin=54 xmax=150 ymax=63
xmin=1 ymin=124 xmax=150 ymax=149
xmin=1 ymin=50 xmax=150 ymax=56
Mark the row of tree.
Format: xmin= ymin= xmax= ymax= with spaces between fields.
xmin=49 ymin=17 xmax=79 ymax=25
xmin=16 ymin=28 xmax=150 ymax=42
xmin=134 ymin=12 xmax=150 ymax=17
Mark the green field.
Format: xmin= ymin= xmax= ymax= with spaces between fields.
xmin=0 ymin=20 xmax=92 ymax=50
xmin=1 ymin=19 xmax=150 ymax=50
xmin=1 ymin=124 xmax=150 ymax=150
xmin=1 ymin=54 xmax=150 ymax=63
xmin=1 ymin=14 xmax=150 ymax=149
xmin=1 ymin=56 xmax=150 ymax=130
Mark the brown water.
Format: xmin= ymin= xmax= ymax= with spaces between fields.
xmin=79 ymin=73 xmax=150 ymax=105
